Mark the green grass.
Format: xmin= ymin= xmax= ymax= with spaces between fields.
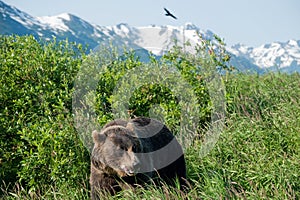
xmin=1 ymin=72 xmax=299 ymax=199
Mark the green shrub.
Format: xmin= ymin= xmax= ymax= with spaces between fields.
xmin=17 ymin=115 xmax=89 ymax=190
xmin=88 ymin=34 xmax=231 ymax=133
xmin=0 ymin=35 xmax=88 ymax=190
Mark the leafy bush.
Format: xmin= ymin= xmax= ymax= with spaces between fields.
xmin=0 ymin=35 xmax=89 ymax=190
xmin=89 ymin=34 xmax=231 ymax=132
xmin=18 ymin=115 xmax=89 ymax=190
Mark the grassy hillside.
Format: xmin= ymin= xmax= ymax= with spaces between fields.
xmin=0 ymin=35 xmax=299 ymax=199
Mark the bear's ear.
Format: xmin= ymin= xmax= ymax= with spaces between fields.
xmin=92 ymin=130 xmax=106 ymax=144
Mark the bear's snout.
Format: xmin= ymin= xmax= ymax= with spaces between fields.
xmin=120 ymin=154 xmax=140 ymax=176
xmin=120 ymin=165 xmax=134 ymax=176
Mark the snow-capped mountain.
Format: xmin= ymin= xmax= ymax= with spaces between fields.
xmin=1 ymin=0 xmax=299 ymax=73
xmin=229 ymin=40 xmax=300 ymax=72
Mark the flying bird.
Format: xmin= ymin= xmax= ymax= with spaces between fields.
xmin=164 ymin=8 xmax=177 ymax=20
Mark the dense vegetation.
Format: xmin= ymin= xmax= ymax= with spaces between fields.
xmin=0 ymin=35 xmax=89 ymax=190
xmin=0 ymin=35 xmax=299 ymax=199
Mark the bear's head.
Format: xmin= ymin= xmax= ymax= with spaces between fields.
xmin=92 ymin=125 xmax=142 ymax=177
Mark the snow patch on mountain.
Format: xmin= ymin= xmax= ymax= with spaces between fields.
xmin=0 ymin=0 xmax=40 ymax=27
xmin=37 ymin=13 xmax=71 ymax=32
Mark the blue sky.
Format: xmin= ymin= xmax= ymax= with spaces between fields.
xmin=3 ymin=0 xmax=300 ymax=47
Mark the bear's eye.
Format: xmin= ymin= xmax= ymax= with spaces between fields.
xmin=119 ymin=145 xmax=128 ymax=151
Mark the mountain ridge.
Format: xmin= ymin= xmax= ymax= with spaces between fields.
xmin=1 ymin=0 xmax=299 ymax=73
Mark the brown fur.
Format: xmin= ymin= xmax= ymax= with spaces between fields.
xmin=90 ymin=117 xmax=187 ymax=199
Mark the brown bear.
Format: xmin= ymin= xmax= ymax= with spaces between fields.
xmin=90 ymin=117 xmax=186 ymax=199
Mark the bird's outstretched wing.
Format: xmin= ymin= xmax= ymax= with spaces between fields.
xmin=164 ymin=8 xmax=177 ymax=20
xmin=164 ymin=8 xmax=171 ymax=15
